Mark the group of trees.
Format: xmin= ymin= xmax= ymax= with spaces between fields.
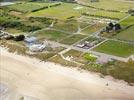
xmin=128 ymin=9 xmax=134 ymax=16
xmin=105 ymin=22 xmax=121 ymax=33
xmin=0 ymin=17 xmax=41 ymax=32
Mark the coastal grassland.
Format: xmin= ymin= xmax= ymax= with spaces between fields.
xmin=78 ymin=0 xmax=134 ymax=12
xmin=84 ymin=61 xmax=134 ymax=84
xmin=93 ymin=40 xmax=134 ymax=57
xmin=0 ymin=40 xmax=65 ymax=61
xmin=63 ymin=49 xmax=83 ymax=57
xmin=63 ymin=49 xmax=87 ymax=64
xmin=35 ymin=29 xmax=70 ymax=42
xmin=7 ymin=2 xmax=59 ymax=13
xmin=113 ymin=25 xmax=134 ymax=42
xmin=59 ymin=34 xmax=86 ymax=45
xmin=48 ymin=54 xmax=81 ymax=67
xmin=49 ymin=48 xmax=134 ymax=84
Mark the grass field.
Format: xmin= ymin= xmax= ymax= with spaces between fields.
xmin=120 ymin=16 xmax=134 ymax=27
xmin=114 ymin=25 xmax=134 ymax=42
xmin=35 ymin=29 xmax=70 ymax=41
xmin=81 ymin=23 xmax=104 ymax=35
xmin=59 ymin=34 xmax=86 ymax=45
xmin=93 ymin=40 xmax=134 ymax=57
xmin=5 ymin=28 xmax=24 ymax=34
xmin=90 ymin=10 xmax=127 ymax=19
xmin=53 ymin=20 xmax=79 ymax=33
xmin=28 ymin=3 xmax=91 ymax=20
xmin=78 ymin=0 xmax=134 ymax=12
xmin=7 ymin=2 xmax=59 ymax=13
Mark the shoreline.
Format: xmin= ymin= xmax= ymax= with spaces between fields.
xmin=0 ymin=47 xmax=134 ymax=100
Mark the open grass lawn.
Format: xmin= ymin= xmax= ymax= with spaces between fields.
xmin=84 ymin=61 xmax=134 ymax=83
xmin=53 ymin=20 xmax=78 ymax=33
xmin=5 ymin=28 xmax=24 ymax=34
xmin=35 ymin=29 xmax=70 ymax=42
xmin=81 ymin=23 xmax=104 ymax=35
xmin=63 ymin=49 xmax=83 ymax=57
xmin=59 ymin=34 xmax=86 ymax=45
xmin=93 ymin=40 xmax=134 ymax=57
xmin=7 ymin=2 xmax=58 ymax=13
xmin=114 ymin=25 xmax=134 ymax=42
xmin=120 ymin=16 xmax=134 ymax=27
xmin=78 ymin=0 xmax=134 ymax=12
xmin=90 ymin=10 xmax=127 ymax=19
xmin=28 ymin=3 xmax=90 ymax=20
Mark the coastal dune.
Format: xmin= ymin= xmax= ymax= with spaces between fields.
xmin=0 ymin=49 xmax=134 ymax=100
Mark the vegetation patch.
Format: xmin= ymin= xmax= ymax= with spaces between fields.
xmin=7 ymin=2 xmax=60 ymax=13
xmin=113 ymin=25 xmax=134 ymax=42
xmin=35 ymin=29 xmax=70 ymax=42
xmin=60 ymin=34 xmax=86 ymax=45
xmin=81 ymin=23 xmax=104 ymax=35
xmin=84 ymin=60 xmax=134 ymax=84
xmin=93 ymin=40 xmax=134 ymax=57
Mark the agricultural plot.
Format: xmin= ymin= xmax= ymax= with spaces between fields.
xmin=7 ymin=2 xmax=59 ymax=13
xmin=114 ymin=25 xmax=134 ymax=42
xmin=112 ymin=16 xmax=134 ymax=42
xmin=59 ymin=34 xmax=86 ymax=45
xmin=89 ymin=10 xmax=127 ymax=20
xmin=81 ymin=23 xmax=104 ymax=35
xmin=28 ymin=3 xmax=91 ymax=20
xmin=93 ymin=40 xmax=134 ymax=57
xmin=53 ymin=20 xmax=79 ymax=33
xmin=78 ymin=0 xmax=134 ymax=12
xmin=120 ymin=16 xmax=134 ymax=27
xmin=35 ymin=29 xmax=70 ymax=42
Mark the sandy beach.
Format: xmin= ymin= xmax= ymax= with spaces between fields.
xmin=0 ymin=48 xmax=134 ymax=100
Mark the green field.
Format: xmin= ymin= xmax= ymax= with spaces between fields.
xmin=93 ymin=40 xmax=134 ymax=57
xmin=120 ymin=16 xmax=134 ymax=27
xmin=53 ymin=20 xmax=79 ymax=33
xmin=60 ymin=34 xmax=86 ymax=45
xmin=90 ymin=10 xmax=127 ymax=19
xmin=81 ymin=23 xmax=104 ymax=35
xmin=78 ymin=0 xmax=134 ymax=12
xmin=113 ymin=16 xmax=134 ymax=42
xmin=114 ymin=25 xmax=134 ymax=42
xmin=28 ymin=3 xmax=90 ymax=19
xmin=7 ymin=2 xmax=59 ymax=13
xmin=35 ymin=29 xmax=69 ymax=41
